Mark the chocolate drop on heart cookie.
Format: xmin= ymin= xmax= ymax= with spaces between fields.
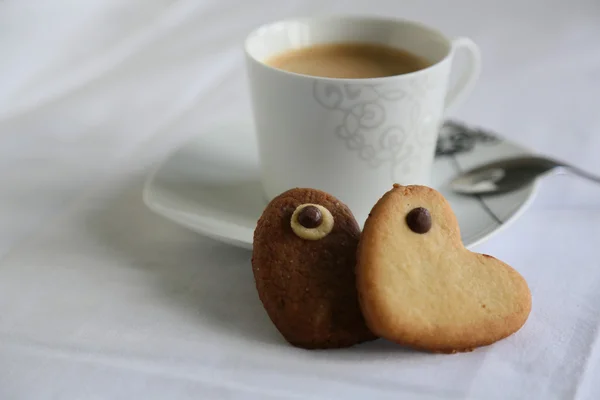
xmin=406 ymin=207 xmax=432 ymax=234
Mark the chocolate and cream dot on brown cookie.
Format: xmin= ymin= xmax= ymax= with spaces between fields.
xmin=290 ymin=203 xmax=335 ymax=241
xmin=297 ymin=205 xmax=322 ymax=228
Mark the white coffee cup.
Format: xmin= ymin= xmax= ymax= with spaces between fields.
xmin=245 ymin=15 xmax=480 ymax=225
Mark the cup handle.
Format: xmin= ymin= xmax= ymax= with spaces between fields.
xmin=444 ymin=37 xmax=481 ymax=114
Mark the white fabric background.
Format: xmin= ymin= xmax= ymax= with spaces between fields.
xmin=1 ymin=0 xmax=599 ymax=399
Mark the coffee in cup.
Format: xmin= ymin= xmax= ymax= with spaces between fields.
xmin=265 ymin=42 xmax=431 ymax=79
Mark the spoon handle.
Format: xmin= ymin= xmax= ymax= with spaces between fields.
xmin=564 ymin=164 xmax=600 ymax=185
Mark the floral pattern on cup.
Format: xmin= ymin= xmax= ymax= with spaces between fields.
xmin=313 ymin=80 xmax=439 ymax=181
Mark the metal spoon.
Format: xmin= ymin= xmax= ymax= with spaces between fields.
xmin=450 ymin=155 xmax=600 ymax=195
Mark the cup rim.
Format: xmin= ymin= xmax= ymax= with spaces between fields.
xmin=244 ymin=14 xmax=454 ymax=83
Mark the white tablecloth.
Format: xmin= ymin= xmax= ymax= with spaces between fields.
xmin=1 ymin=1 xmax=599 ymax=399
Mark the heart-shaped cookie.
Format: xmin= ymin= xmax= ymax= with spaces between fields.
xmin=356 ymin=184 xmax=531 ymax=353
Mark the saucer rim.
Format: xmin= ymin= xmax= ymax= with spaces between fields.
xmin=143 ymin=156 xmax=256 ymax=249
xmin=143 ymin=124 xmax=540 ymax=250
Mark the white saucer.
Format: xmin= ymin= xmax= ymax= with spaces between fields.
xmin=143 ymin=121 xmax=538 ymax=250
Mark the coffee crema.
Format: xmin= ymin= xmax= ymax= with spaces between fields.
xmin=265 ymin=42 xmax=430 ymax=79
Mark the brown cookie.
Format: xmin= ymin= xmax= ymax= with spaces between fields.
xmin=252 ymin=188 xmax=376 ymax=349
xmin=356 ymin=184 xmax=532 ymax=353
